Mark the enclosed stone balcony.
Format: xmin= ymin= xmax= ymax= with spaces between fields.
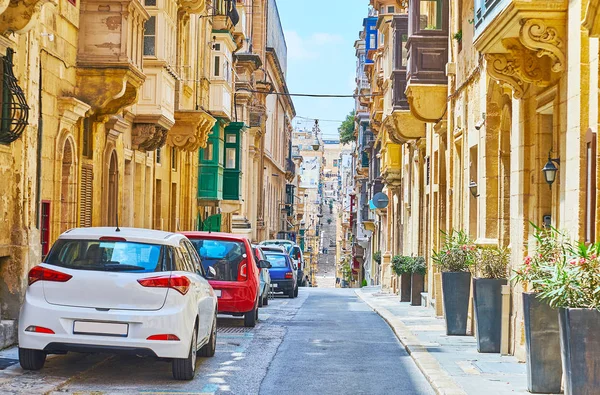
xmin=474 ymin=0 xmax=567 ymax=97
xmin=76 ymin=0 xmax=148 ymax=116
xmin=384 ymin=14 xmax=427 ymax=142
xmin=405 ymin=0 xmax=449 ymax=123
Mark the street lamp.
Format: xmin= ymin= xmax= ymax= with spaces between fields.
xmin=542 ymin=153 xmax=560 ymax=187
xmin=311 ymin=119 xmax=321 ymax=151
xmin=469 ymin=180 xmax=479 ymax=198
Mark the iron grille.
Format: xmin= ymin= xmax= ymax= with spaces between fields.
xmin=0 ymin=48 xmax=29 ymax=144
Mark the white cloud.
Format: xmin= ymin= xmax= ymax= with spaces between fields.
xmin=311 ymin=33 xmax=344 ymax=46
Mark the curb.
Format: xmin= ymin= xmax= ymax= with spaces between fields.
xmin=356 ymin=290 xmax=466 ymax=395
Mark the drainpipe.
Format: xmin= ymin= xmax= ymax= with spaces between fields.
xmin=35 ymin=57 xmax=43 ymax=228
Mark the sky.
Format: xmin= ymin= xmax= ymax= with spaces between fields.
xmin=276 ymin=1 xmax=370 ymax=139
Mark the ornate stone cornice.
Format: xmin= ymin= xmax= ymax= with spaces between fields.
xmin=167 ymin=110 xmax=216 ymax=152
xmin=0 ymin=0 xmax=56 ymax=36
xmin=405 ymin=84 xmax=448 ymax=123
xmin=132 ymin=124 xmax=168 ymax=151
xmin=58 ymin=97 xmax=90 ymax=126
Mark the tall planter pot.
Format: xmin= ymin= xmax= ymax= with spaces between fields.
xmin=522 ymin=292 xmax=562 ymax=394
xmin=400 ymin=273 xmax=411 ymax=302
xmin=410 ymin=273 xmax=424 ymax=306
xmin=558 ymin=308 xmax=600 ymax=395
xmin=441 ymin=272 xmax=471 ymax=336
xmin=472 ymin=278 xmax=507 ymax=353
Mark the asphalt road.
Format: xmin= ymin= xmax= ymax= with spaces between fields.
xmin=0 ymin=288 xmax=433 ymax=395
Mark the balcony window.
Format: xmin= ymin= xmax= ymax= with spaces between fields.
xmin=401 ymin=34 xmax=408 ymax=67
xmin=202 ymin=142 xmax=214 ymax=161
xmin=213 ymin=56 xmax=220 ymax=77
xmin=419 ymin=0 xmax=443 ymax=30
xmin=144 ymin=0 xmax=156 ymax=5
xmin=144 ymin=17 xmax=156 ymax=56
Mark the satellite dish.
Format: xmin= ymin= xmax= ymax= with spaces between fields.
xmin=372 ymin=192 xmax=389 ymax=209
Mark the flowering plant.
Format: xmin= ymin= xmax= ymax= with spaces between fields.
xmin=432 ymin=229 xmax=477 ymax=272
xmin=513 ymin=224 xmax=600 ymax=309
xmin=475 ymin=246 xmax=510 ymax=279
xmin=511 ymin=224 xmax=572 ymax=293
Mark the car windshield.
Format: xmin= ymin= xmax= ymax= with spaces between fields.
xmin=46 ymin=240 xmax=164 ymax=273
xmin=190 ymin=239 xmax=246 ymax=282
xmin=265 ymin=254 xmax=288 ymax=268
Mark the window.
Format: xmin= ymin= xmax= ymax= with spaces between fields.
xmin=264 ymin=254 xmax=289 ymax=268
xmin=144 ymin=0 xmax=156 ymax=5
xmin=387 ymin=6 xmax=395 ymax=13
xmin=214 ymin=43 xmax=221 ymax=51
xmin=143 ymin=16 xmax=156 ymax=56
xmin=41 ymin=202 xmax=50 ymax=256
xmin=176 ymin=243 xmax=195 ymax=273
xmin=585 ymin=130 xmax=597 ymax=243
xmin=420 ymin=0 xmax=442 ymax=30
xmin=203 ymin=142 xmax=214 ymax=161
xmin=226 ymin=134 xmax=236 ymax=143
xmin=183 ymin=239 xmax=204 ymax=276
xmin=156 ymin=147 xmax=162 ymax=164
xmin=224 ymin=59 xmax=230 ymax=82
xmin=46 ymin=240 xmax=165 ymax=273
xmin=225 ymin=147 xmax=236 ymax=169
xmin=82 ymin=118 xmax=92 ymax=158
xmin=80 ymin=166 xmax=93 ymax=227
xmin=213 ymin=55 xmax=220 ymax=77
xmin=190 ymin=239 xmax=246 ymax=282
xmin=171 ymin=147 xmax=177 ymax=171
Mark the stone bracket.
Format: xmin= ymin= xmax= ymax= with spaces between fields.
xmin=405 ymin=84 xmax=448 ymax=123
xmin=485 ymin=19 xmax=565 ymax=98
xmin=167 ymin=110 xmax=216 ymax=152
xmin=132 ymin=123 xmax=168 ymax=152
xmin=384 ymin=110 xmax=426 ymax=144
xmin=58 ymin=97 xmax=91 ymax=127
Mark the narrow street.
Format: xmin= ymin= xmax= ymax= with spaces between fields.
xmin=0 ymin=289 xmax=433 ymax=395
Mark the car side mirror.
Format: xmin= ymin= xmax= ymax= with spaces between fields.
xmin=293 ymin=264 xmax=298 ymax=270
xmin=207 ymin=266 xmax=216 ymax=279
xmin=259 ymin=260 xmax=271 ymax=269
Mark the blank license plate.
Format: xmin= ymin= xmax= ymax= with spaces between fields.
xmin=272 ymin=283 xmax=278 ymax=288
xmin=73 ymin=321 xmax=128 ymax=337
xmin=215 ymin=290 xmax=222 ymax=297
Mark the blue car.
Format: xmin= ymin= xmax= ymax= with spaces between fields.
xmin=264 ymin=252 xmax=298 ymax=298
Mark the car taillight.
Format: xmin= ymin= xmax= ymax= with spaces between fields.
xmin=25 ymin=326 xmax=55 ymax=334
xmin=137 ymin=275 xmax=190 ymax=295
xmin=28 ymin=266 xmax=72 ymax=286
xmin=285 ymin=272 xmax=293 ymax=279
xmin=238 ymin=262 xmax=247 ymax=281
xmin=147 ymin=334 xmax=180 ymax=341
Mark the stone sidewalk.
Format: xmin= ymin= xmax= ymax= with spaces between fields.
xmin=356 ymin=287 xmax=532 ymax=395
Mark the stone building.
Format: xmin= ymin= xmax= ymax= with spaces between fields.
xmin=351 ymin=0 xmax=600 ymax=359
xmin=0 ymin=0 xmax=295 ymax=348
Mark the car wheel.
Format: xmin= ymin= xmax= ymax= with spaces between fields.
xmin=199 ymin=315 xmax=216 ymax=358
xmin=172 ymin=326 xmax=197 ymax=380
xmin=18 ymin=348 xmax=46 ymax=371
xmin=294 ymin=286 xmax=299 ymax=298
xmin=288 ymin=287 xmax=294 ymax=298
xmin=244 ymin=305 xmax=257 ymax=327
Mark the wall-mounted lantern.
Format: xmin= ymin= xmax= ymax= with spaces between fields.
xmin=469 ymin=180 xmax=479 ymax=198
xmin=542 ymin=154 xmax=560 ymax=187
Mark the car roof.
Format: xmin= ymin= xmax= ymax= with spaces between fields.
xmin=181 ymin=231 xmax=250 ymax=242
xmin=260 ymin=240 xmax=294 ymax=244
xmin=59 ymin=227 xmax=185 ymax=247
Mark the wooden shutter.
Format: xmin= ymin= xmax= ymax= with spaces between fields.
xmin=80 ymin=165 xmax=93 ymax=227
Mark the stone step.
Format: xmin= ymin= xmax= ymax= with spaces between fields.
xmin=0 ymin=320 xmax=16 ymax=350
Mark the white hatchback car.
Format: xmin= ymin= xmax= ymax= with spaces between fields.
xmin=19 ymin=227 xmax=218 ymax=380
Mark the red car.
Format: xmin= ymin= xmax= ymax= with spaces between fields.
xmin=182 ymin=232 xmax=267 ymax=327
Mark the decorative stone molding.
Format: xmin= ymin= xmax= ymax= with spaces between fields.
xmin=132 ymin=123 xmax=168 ymax=152
xmin=381 ymin=168 xmax=402 ymax=187
xmin=519 ymin=19 xmax=565 ymax=73
xmin=179 ymin=0 xmax=205 ymax=14
xmin=57 ymin=97 xmax=90 ymax=127
xmin=383 ymin=110 xmax=426 ymax=144
xmin=76 ymin=67 xmax=146 ymax=117
xmin=0 ymin=0 xmax=56 ymax=35
xmin=405 ymin=84 xmax=448 ymax=123
xmin=104 ymin=115 xmax=128 ymax=142
xmin=166 ymin=110 xmax=216 ymax=152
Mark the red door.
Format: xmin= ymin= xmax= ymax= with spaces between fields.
xmin=41 ymin=201 xmax=50 ymax=256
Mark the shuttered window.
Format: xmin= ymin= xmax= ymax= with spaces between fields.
xmin=80 ymin=165 xmax=93 ymax=227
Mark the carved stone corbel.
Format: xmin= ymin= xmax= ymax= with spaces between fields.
xmin=132 ymin=123 xmax=168 ymax=152
xmin=166 ymin=110 xmax=216 ymax=152
xmin=0 ymin=0 xmax=56 ymax=35
xmin=519 ymin=19 xmax=566 ymax=73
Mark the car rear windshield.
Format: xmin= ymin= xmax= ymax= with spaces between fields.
xmin=265 ymin=254 xmax=288 ymax=268
xmin=46 ymin=240 xmax=165 ymax=273
xmin=262 ymin=241 xmax=293 ymax=252
xmin=190 ymin=239 xmax=246 ymax=282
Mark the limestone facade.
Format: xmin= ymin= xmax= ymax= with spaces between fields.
xmin=352 ymin=0 xmax=600 ymax=358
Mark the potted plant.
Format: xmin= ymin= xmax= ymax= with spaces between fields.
xmin=533 ymin=235 xmax=600 ymax=395
xmin=409 ymin=256 xmax=426 ymax=306
xmin=373 ymin=251 xmax=382 ymax=265
xmin=392 ymin=255 xmax=413 ymax=302
xmin=432 ymin=229 xmax=477 ymax=335
xmin=512 ymin=225 xmax=565 ymax=393
xmin=472 ymin=246 xmax=509 ymax=353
